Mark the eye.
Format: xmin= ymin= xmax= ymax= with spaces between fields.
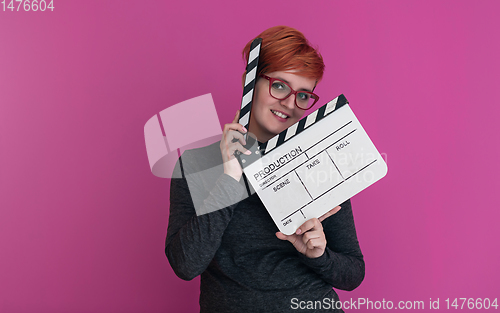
xmin=297 ymin=92 xmax=311 ymax=101
xmin=271 ymin=81 xmax=286 ymax=90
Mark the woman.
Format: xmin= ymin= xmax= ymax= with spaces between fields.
xmin=166 ymin=26 xmax=364 ymax=313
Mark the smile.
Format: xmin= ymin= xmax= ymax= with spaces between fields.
xmin=271 ymin=110 xmax=289 ymax=119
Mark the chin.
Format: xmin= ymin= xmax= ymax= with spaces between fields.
xmin=267 ymin=123 xmax=291 ymax=137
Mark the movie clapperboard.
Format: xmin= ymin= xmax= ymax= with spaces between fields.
xmin=236 ymin=38 xmax=388 ymax=235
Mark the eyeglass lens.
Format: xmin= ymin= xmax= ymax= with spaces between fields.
xmin=270 ymin=80 xmax=315 ymax=109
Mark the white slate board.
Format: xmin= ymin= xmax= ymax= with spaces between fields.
xmin=238 ymin=95 xmax=388 ymax=235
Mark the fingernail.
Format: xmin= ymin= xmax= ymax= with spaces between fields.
xmin=245 ymin=150 xmax=251 ymax=155
xmin=242 ymin=127 xmax=247 ymax=132
xmin=296 ymin=228 xmax=302 ymax=235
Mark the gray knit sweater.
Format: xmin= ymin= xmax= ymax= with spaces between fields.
xmin=165 ymin=141 xmax=365 ymax=312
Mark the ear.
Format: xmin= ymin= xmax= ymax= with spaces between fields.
xmin=241 ymin=71 xmax=246 ymax=88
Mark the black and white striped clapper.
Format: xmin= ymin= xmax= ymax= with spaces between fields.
xmin=260 ymin=94 xmax=348 ymax=155
xmin=238 ymin=38 xmax=262 ymax=132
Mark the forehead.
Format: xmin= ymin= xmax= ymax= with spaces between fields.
xmin=265 ymin=70 xmax=316 ymax=90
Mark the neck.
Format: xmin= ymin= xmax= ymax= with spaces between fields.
xmin=247 ymin=118 xmax=276 ymax=143
xmin=247 ymin=127 xmax=274 ymax=144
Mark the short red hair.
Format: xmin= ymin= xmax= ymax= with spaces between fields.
xmin=242 ymin=26 xmax=325 ymax=84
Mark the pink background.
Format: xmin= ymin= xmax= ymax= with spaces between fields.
xmin=1 ymin=1 xmax=499 ymax=312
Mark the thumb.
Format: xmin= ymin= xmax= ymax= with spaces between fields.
xmin=318 ymin=206 xmax=341 ymax=222
xmin=276 ymin=231 xmax=294 ymax=242
xmin=233 ymin=110 xmax=240 ymax=123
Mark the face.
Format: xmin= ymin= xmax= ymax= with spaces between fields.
xmin=248 ymin=70 xmax=317 ymax=142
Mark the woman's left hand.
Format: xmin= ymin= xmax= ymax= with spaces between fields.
xmin=276 ymin=206 xmax=341 ymax=258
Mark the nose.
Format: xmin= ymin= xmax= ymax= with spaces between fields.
xmin=280 ymin=93 xmax=296 ymax=110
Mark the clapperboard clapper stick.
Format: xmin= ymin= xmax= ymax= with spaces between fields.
xmin=234 ymin=38 xmax=262 ymax=167
xmin=238 ymin=95 xmax=388 ymax=235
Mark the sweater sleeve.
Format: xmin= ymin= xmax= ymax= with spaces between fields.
xmin=165 ymin=152 xmax=246 ymax=281
xmin=297 ymin=199 xmax=365 ymax=291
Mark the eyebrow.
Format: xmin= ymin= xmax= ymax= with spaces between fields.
xmin=275 ymin=76 xmax=313 ymax=93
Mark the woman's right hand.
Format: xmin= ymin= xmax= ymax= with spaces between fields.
xmin=220 ymin=110 xmax=252 ymax=181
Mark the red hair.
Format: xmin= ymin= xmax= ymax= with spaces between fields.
xmin=242 ymin=26 xmax=325 ymax=84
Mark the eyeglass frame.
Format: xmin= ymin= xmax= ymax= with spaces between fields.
xmin=259 ymin=74 xmax=320 ymax=110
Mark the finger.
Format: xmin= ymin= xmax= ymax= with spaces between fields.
xmin=223 ymin=122 xmax=247 ymax=136
xmin=275 ymin=232 xmax=298 ymax=244
xmin=226 ymin=130 xmax=246 ymax=146
xmin=277 ymin=232 xmax=308 ymax=255
xmin=306 ymin=238 xmax=325 ymax=250
xmin=295 ymin=218 xmax=322 ymax=235
xmin=227 ymin=142 xmax=251 ymax=156
xmin=318 ymin=206 xmax=342 ymax=222
xmin=276 ymin=231 xmax=289 ymax=241
xmin=301 ymin=230 xmax=322 ymax=246
xmin=232 ymin=110 xmax=240 ymax=123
